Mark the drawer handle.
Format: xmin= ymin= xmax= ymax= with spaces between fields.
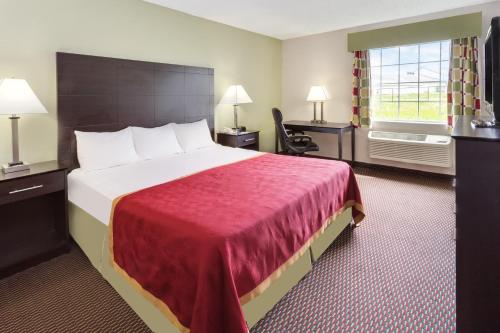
xmin=9 ymin=184 xmax=44 ymax=195
xmin=244 ymin=138 xmax=255 ymax=142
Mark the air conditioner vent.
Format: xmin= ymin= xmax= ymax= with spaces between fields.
xmin=368 ymin=131 xmax=451 ymax=168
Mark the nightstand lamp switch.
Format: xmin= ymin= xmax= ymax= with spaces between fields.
xmin=220 ymin=85 xmax=253 ymax=133
xmin=0 ymin=79 xmax=48 ymax=173
xmin=307 ymin=86 xmax=330 ymax=124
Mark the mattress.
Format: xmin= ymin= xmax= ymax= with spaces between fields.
xmin=68 ymin=144 xmax=262 ymax=224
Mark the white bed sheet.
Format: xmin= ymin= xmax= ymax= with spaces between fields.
xmin=68 ymin=145 xmax=262 ymax=225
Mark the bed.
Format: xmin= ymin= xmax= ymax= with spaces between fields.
xmin=57 ymin=52 xmax=364 ymax=333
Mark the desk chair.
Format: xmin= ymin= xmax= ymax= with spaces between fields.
xmin=272 ymin=108 xmax=319 ymax=156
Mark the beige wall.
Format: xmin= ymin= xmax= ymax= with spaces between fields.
xmin=282 ymin=2 xmax=500 ymax=175
xmin=0 ymin=0 xmax=281 ymax=165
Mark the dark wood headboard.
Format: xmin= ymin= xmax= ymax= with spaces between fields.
xmin=56 ymin=52 xmax=214 ymax=169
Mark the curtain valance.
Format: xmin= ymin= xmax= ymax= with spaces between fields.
xmin=347 ymin=12 xmax=482 ymax=51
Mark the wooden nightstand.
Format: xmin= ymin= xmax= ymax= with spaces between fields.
xmin=217 ymin=131 xmax=260 ymax=151
xmin=0 ymin=161 xmax=69 ymax=277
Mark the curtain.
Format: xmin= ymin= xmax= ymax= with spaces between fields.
xmin=447 ymin=37 xmax=481 ymax=127
xmin=352 ymin=50 xmax=370 ymax=127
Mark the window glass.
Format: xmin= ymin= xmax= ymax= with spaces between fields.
xmin=400 ymin=83 xmax=418 ymax=101
xmin=441 ymin=61 xmax=450 ymax=81
xmin=420 ymin=42 xmax=441 ymax=62
xmin=381 ymin=65 xmax=399 ymax=83
xmin=400 ymin=45 xmax=419 ymax=64
xmin=419 ymin=82 xmax=440 ymax=102
xmin=400 ymin=64 xmax=418 ymax=82
xmin=381 ymin=86 xmax=398 ymax=102
xmin=420 ymin=62 xmax=440 ymax=82
xmin=382 ymin=47 xmax=399 ymax=65
xmin=377 ymin=102 xmax=399 ymax=120
xmin=399 ymin=102 xmax=419 ymax=121
xmin=369 ymin=40 xmax=450 ymax=123
xmin=370 ymin=49 xmax=382 ymax=66
xmin=441 ymin=40 xmax=451 ymax=61
xmin=371 ymin=66 xmax=381 ymax=88
xmin=419 ymin=102 xmax=441 ymax=121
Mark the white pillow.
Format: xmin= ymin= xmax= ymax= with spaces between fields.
xmin=172 ymin=119 xmax=215 ymax=152
xmin=131 ymin=124 xmax=183 ymax=159
xmin=75 ymin=127 xmax=140 ymax=171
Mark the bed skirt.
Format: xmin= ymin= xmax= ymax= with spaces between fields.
xmin=69 ymin=203 xmax=353 ymax=332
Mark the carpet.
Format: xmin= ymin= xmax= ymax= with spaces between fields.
xmin=0 ymin=168 xmax=455 ymax=332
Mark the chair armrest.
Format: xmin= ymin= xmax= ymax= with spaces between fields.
xmin=288 ymin=135 xmax=312 ymax=142
xmin=286 ymin=129 xmax=305 ymax=136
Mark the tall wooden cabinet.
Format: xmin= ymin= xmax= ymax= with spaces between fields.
xmin=452 ymin=116 xmax=500 ymax=332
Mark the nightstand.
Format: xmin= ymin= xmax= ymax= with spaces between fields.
xmin=217 ymin=130 xmax=260 ymax=151
xmin=0 ymin=161 xmax=69 ymax=277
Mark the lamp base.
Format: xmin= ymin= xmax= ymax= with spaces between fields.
xmin=2 ymin=162 xmax=30 ymax=174
xmin=232 ymin=126 xmax=246 ymax=133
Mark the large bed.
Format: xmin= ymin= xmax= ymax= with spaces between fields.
xmin=57 ymin=52 xmax=364 ymax=333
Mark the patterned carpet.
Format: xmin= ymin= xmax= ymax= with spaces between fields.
xmin=0 ymin=168 xmax=455 ymax=333
xmin=0 ymin=245 xmax=150 ymax=333
xmin=252 ymin=168 xmax=456 ymax=332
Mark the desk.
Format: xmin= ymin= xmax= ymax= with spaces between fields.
xmin=275 ymin=120 xmax=355 ymax=164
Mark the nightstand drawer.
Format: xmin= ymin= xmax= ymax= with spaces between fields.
xmin=217 ymin=130 xmax=260 ymax=151
xmin=0 ymin=171 xmax=65 ymax=206
xmin=237 ymin=133 xmax=258 ymax=147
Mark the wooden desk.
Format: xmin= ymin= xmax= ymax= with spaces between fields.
xmin=275 ymin=120 xmax=355 ymax=164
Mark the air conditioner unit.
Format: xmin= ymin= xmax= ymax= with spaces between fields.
xmin=368 ymin=131 xmax=451 ymax=168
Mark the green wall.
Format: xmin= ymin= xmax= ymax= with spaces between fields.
xmin=0 ymin=0 xmax=282 ymax=164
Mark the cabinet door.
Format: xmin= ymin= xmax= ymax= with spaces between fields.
xmin=456 ymin=139 xmax=500 ymax=332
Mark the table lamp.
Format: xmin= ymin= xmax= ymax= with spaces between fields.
xmin=220 ymin=85 xmax=253 ymax=132
xmin=307 ymin=86 xmax=330 ymax=124
xmin=0 ymin=78 xmax=48 ymax=173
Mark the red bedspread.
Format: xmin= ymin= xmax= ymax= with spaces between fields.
xmin=110 ymin=153 xmax=364 ymax=333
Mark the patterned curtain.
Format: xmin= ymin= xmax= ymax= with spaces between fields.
xmin=352 ymin=50 xmax=370 ymax=127
xmin=447 ymin=37 xmax=481 ymax=127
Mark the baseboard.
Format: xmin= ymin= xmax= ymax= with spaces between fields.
xmin=353 ymin=161 xmax=454 ymax=180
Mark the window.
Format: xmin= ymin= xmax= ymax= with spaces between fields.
xmin=369 ymin=40 xmax=450 ymax=123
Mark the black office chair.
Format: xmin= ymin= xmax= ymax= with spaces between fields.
xmin=272 ymin=108 xmax=319 ymax=156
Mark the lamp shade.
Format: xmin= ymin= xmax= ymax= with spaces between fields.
xmin=307 ymin=86 xmax=330 ymax=102
xmin=0 ymin=79 xmax=47 ymax=115
xmin=220 ymin=85 xmax=253 ymax=105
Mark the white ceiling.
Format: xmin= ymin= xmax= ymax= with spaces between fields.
xmin=144 ymin=0 xmax=496 ymax=40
